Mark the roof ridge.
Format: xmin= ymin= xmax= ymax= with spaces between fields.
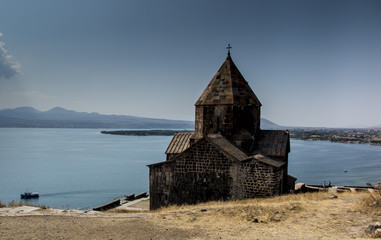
xmin=206 ymin=134 xmax=249 ymax=161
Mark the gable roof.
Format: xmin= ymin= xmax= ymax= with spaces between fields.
xmin=149 ymin=134 xmax=248 ymax=168
xmin=164 ymin=131 xmax=289 ymax=161
xmin=164 ymin=133 xmax=249 ymax=162
xmin=251 ymin=154 xmax=286 ymax=169
xmin=254 ymin=130 xmax=290 ymax=157
xmin=165 ymin=132 xmax=193 ymax=155
xmin=151 ymin=133 xmax=288 ymax=169
xmin=195 ymin=54 xmax=261 ymax=106
xmin=206 ymin=134 xmax=249 ymax=161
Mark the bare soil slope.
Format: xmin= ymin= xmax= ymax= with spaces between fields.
xmin=0 ymin=192 xmax=379 ymax=239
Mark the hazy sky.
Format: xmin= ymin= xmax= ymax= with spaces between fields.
xmin=0 ymin=0 xmax=380 ymax=128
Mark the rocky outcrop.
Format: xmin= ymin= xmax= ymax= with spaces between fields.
xmin=365 ymin=223 xmax=381 ymax=238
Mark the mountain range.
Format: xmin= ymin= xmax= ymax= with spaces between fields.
xmin=0 ymin=107 xmax=282 ymax=129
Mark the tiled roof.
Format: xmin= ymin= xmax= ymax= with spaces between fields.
xmin=165 ymin=132 xmax=194 ymax=154
xmin=252 ymin=154 xmax=286 ymax=168
xmin=255 ymin=130 xmax=290 ymax=157
xmin=195 ymin=55 xmax=261 ymax=106
xmin=162 ymin=132 xmax=288 ymax=168
xmin=207 ymin=134 xmax=249 ymax=161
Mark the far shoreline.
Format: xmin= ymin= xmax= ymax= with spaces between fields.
xmin=100 ymin=130 xmax=191 ymax=136
xmin=100 ymin=129 xmax=381 ymax=147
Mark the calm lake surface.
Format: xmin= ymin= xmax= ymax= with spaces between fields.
xmin=1 ymin=128 xmax=380 ymax=209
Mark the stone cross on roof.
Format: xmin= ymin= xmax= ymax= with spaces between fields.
xmin=195 ymin=48 xmax=262 ymax=107
xmin=226 ymin=44 xmax=232 ymax=55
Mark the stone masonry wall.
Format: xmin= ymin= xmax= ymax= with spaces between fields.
xmin=149 ymin=139 xmax=235 ymax=209
xmin=149 ymin=161 xmax=176 ymax=210
xmin=237 ymin=160 xmax=282 ymax=198
xmin=173 ymin=139 xmax=235 ymax=204
xmin=194 ymin=104 xmax=260 ymax=141
xmin=150 ymin=140 xmax=286 ymax=210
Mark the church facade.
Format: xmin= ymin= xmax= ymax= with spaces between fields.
xmin=148 ymin=51 xmax=294 ymax=210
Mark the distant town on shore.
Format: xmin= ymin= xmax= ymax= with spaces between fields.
xmin=290 ymin=128 xmax=381 ymax=146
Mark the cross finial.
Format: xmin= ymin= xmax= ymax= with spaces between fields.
xmin=226 ymin=43 xmax=232 ymax=56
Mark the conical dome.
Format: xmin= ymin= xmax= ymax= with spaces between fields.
xmin=193 ymin=53 xmax=262 ymax=148
xmin=195 ymin=54 xmax=261 ymax=106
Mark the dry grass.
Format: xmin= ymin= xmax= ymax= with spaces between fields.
xmin=148 ymin=191 xmax=374 ymax=239
xmin=357 ymin=190 xmax=381 ymax=215
xmin=156 ymin=195 xmax=297 ymax=222
xmin=0 ymin=200 xmax=6 ymax=208
xmin=1 ymin=192 xmax=377 ymax=239
xmin=7 ymin=200 xmax=48 ymax=209
xmin=155 ymin=191 xmax=333 ymax=216
xmin=154 ymin=192 xmax=334 ymax=226
xmin=357 ymin=191 xmax=381 ymax=238
xmin=7 ymin=200 xmax=23 ymax=208
xmin=106 ymin=209 xmax=145 ymax=214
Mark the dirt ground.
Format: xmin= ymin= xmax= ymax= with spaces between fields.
xmin=0 ymin=192 xmax=379 ymax=240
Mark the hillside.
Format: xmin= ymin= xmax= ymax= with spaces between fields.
xmin=0 ymin=107 xmax=282 ymax=130
xmin=260 ymin=118 xmax=283 ymax=130
xmin=0 ymin=107 xmax=194 ymax=129
xmin=0 ymin=191 xmax=379 ymax=239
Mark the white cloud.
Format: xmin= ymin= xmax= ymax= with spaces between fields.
xmin=0 ymin=33 xmax=21 ymax=79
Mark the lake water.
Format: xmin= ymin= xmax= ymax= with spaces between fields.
xmin=289 ymin=140 xmax=381 ymax=186
xmin=1 ymin=128 xmax=380 ymax=209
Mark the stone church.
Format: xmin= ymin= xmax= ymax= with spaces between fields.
xmin=148 ymin=49 xmax=294 ymax=210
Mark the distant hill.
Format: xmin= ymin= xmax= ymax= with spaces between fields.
xmin=0 ymin=106 xmax=283 ymax=130
xmin=0 ymin=107 xmax=194 ymax=129
xmin=260 ymin=118 xmax=284 ymax=130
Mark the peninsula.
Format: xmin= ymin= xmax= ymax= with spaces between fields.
xmin=290 ymin=128 xmax=381 ymax=146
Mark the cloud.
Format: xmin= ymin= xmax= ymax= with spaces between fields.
xmin=0 ymin=33 xmax=21 ymax=79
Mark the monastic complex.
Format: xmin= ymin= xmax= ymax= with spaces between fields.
xmin=148 ymin=47 xmax=294 ymax=210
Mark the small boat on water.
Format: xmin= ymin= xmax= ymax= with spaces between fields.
xmin=20 ymin=192 xmax=39 ymax=199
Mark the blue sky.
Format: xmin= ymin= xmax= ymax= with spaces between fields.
xmin=0 ymin=0 xmax=380 ymax=128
